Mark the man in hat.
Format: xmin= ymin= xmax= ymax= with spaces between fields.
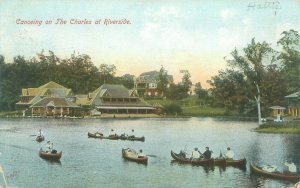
xmin=224 ymin=147 xmax=234 ymax=160
xmin=202 ymin=147 xmax=212 ymax=159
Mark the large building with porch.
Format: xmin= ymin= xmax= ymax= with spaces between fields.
xmin=88 ymin=84 xmax=156 ymax=114
xmin=285 ymin=91 xmax=300 ymax=117
xmin=16 ymin=81 xmax=79 ymax=116
xmin=135 ymin=70 xmax=173 ymax=98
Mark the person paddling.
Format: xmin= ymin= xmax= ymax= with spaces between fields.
xmin=46 ymin=141 xmax=52 ymax=153
xmin=201 ymin=147 xmax=212 ymax=159
xmin=109 ymin=129 xmax=116 ymax=137
xmin=38 ymin=129 xmax=43 ymax=137
xmin=138 ymin=149 xmax=146 ymax=158
xmin=128 ymin=129 xmax=135 ymax=138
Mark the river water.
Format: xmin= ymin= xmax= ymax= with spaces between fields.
xmin=0 ymin=117 xmax=299 ymax=188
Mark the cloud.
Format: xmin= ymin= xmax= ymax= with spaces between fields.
xmin=145 ymin=6 xmax=179 ymax=20
xmin=218 ymin=27 xmax=241 ymax=48
xmin=242 ymin=18 xmax=252 ymax=26
xmin=139 ymin=22 xmax=160 ymax=39
xmin=274 ymin=23 xmax=300 ymax=42
xmin=220 ymin=9 xmax=235 ymax=21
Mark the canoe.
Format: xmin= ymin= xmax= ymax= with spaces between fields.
xmin=250 ymin=163 xmax=300 ymax=181
xmin=39 ymin=149 xmax=62 ymax=161
xmin=122 ymin=149 xmax=148 ymax=164
xmin=214 ymin=158 xmax=247 ymax=167
xmin=171 ymin=150 xmax=214 ymax=165
xmin=88 ymin=132 xmax=103 ymax=138
xmin=88 ymin=132 xmax=119 ymax=140
xmin=126 ymin=136 xmax=145 ymax=142
xmin=119 ymin=135 xmax=145 ymax=142
xmin=36 ymin=135 xmax=44 ymax=142
xmin=226 ymin=158 xmax=247 ymax=167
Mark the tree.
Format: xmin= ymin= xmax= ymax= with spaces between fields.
xmin=277 ymin=29 xmax=300 ymax=93
xmin=157 ymin=66 xmax=169 ymax=96
xmin=166 ymin=83 xmax=188 ymax=100
xmin=207 ymin=69 xmax=248 ymax=113
xmin=180 ymin=70 xmax=192 ymax=94
xmin=194 ymin=82 xmax=209 ymax=105
xmin=227 ymin=38 xmax=274 ymax=125
xmin=99 ymin=64 xmax=116 ymax=84
xmin=113 ymin=74 xmax=135 ymax=89
xmin=163 ymin=103 xmax=182 ymax=115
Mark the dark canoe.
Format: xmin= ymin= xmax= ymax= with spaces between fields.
xmin=120 ymin=135 xmax=145 ymax=142
xmin=39 ymin=149 xmax=62 ymax=161
xmin=214 ymin=158 xmax=247 ymax=167
xmin=127 ymin=136 xmax=145 ymax=142
xmin=122 ymin=149 xmax=148 ymax=164
xmin=171 ymin=150 xmax=214 ymax=165
xmin=250 ymin=163 xmax=300 ymax=181
xmin=88 ymin=132 xmax=103 ymax=138
xmin=36 ymin=135 xmax=44 ymax=142
xmin=88 ymin=132 xmax=119 ymax=140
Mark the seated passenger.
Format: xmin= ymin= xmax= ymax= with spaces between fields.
xmin=179 ymin=150 xmax=186 ymax=158
xmin=95 ymin=131 xmax=103 ymax=136
xmin=191 ymin=148 xmax=201 ymax=159
xmin=128 ymin=129 xmax=135 ymax=138
xmin=284 ymin=161 xmax=297 ymax=174
xmin=109 ymin=129 xmax=116 ymax=136
xmin=138 ymin=149 xmax=146 ymax=158
xmin=202 ymin=147 xmax=212 ymax=159
xmin=224 ymin=147 xmax=235 ymax=160
xmin=46 ymin=141 xmax=52 ymax=153
xmin=262 ymin=164 xmax=277 ymax=172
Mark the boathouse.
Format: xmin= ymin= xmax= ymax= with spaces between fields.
xmin=89 ymin=84 xmax=156 ymax=114
xmin=285 ymin=91 xmax=300 ymax=117
xmin=16 ymin=81 xmax=79 ymax=116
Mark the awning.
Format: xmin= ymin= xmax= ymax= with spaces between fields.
xmin=269 ymin=106 xmax=286 ymax=110
xmin=96 ymin=106 xmax=155 ymax=110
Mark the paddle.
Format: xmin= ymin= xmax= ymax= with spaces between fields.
xmin=29 ymin=134 xmax=37 ymax=137
xmin=146 ymin=154 xmax=157 ymax=157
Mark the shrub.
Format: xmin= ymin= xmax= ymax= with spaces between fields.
xmin=163 ymin=103 xmax=182 ymax=115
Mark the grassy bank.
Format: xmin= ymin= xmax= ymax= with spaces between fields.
xmin=255 ymin=121 xmax=300 ymax=134
xmin=0 ymin=111 xmax=19 ymax=117
xmin=144 ymin=96 xmax=238 ymax=117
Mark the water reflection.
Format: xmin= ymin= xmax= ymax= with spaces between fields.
xmin=41 ymin=159 xmax=62 ymax=166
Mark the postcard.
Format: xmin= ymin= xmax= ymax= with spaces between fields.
xmin=0 ymin=0 xmax=299 ymax=187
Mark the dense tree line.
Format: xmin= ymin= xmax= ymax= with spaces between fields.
xmin=0 ymin=51 xmax=134 ymax=111
xmin=207 ymin=29 xmax=300 ymax=119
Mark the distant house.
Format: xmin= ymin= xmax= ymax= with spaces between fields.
xmin=135 ymin=70 xmax=173 ymax=97
xmin=88 ymin=84 xmax=156 ymax=114
xmin=285 ymin=91 xmax=300 ymax=117
xmin=16 ymin=81 xmax=79 ymax=116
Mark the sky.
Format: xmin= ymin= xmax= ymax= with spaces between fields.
xmin=0 ymin=0 xmax=299 ymax=88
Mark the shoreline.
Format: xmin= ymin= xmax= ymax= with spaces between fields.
xmin=254 ymin=121 xmax=300 ymax=134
